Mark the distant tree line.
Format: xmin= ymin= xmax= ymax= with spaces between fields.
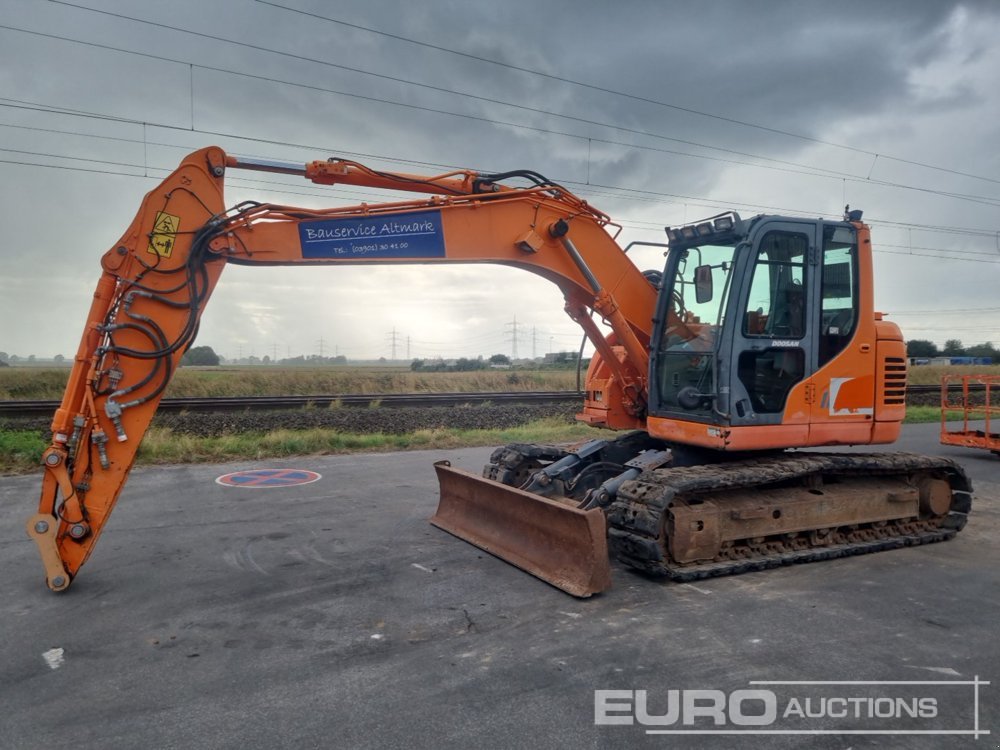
xmin=0 ymin=346 xmax=594 ymax=369
xmin=906 ymin=339 xmax=998 ymax=359
xmin=276 ymin=354 xmax=348 ymax=366
xmin=0 ymin=352 xmax=60 ymax=366
xmin=410 ymin=352 xmax=591 ymax=371
xmin=177 ymin=347 xmax=354 ymax=366
xmin=411 ymin=357 xmax=491 ymax=372
xmin=181 ymin=346 xmax=221 ymax=366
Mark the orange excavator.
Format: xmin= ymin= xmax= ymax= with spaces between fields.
xmin=27 ymin=147 xmax=972 ymax=596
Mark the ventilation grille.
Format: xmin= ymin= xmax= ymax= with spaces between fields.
xmin=883 ymin=357 xmax=907 ymax=405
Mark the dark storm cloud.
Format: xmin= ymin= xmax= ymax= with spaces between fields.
xmin=1 ymin=0 xmax=997 ymax=356
xmin=330 ymin=0 xmax=970 ymax=139
xmin=239 ymin=0 xmax=994 ymax=212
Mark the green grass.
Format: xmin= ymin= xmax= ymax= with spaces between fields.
xmin=905 ymin=406 xmax=963 ymax=424
xmin=4 ymin=405 xmax=975 ymax=477
xmin=0 ymin=430 xmax=48 ymax=474
xmin=0 ymin=368 xmax=71 ymax=399
xmin=1 ymin=418 xmax=599 ymax=475
xmin=133 ymin=418 xmax=598 ymax=464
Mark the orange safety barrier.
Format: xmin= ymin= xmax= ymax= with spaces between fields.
xmin=940 ymin=374 xmax=1000 ymax=455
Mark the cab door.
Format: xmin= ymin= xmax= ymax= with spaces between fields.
xmin=727 ymin=220 xmax=819 ymax=434
xmin=807 ymin=222 xmax=876 ymax=443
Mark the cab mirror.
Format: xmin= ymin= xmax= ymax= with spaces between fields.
xmin=694 ymin=265 xmax=713 ymax=304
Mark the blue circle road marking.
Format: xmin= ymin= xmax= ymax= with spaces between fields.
xmin=215 ymin=468 xmax=322 ymax=488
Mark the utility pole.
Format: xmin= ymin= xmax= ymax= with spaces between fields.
xmin=386 ymin=327 xmax=400 ymax=360
xmin=406 ymin=336 xmax=411 ymax=360
xmin=505 ymin=315 xmax=520 ymax=360
xmin=532 ymin=326 xmax=537 ymax=359
xmin=317 ymin=337 xmax=325 ymax=358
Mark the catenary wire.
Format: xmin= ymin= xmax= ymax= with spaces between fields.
xmin=4 ymin=22 xmax=1000 ymax=210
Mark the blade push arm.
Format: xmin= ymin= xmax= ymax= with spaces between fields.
xmin=28 ymin=147 xmax=657 ymax=591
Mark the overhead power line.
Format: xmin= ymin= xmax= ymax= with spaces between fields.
xmin=252 ymin=0 xmax=1000 ymax=188
xmin=0 ymin=97 xmax=852 ymax=218
xmin=878 ymin=242 xmax=1000 ymax=260
xmin=874 ymin=247 xmax=999 ymax=265
xmin=9 ymin=12 xmax=1000 ymax=208
xmin=0 ymin=22 xmax=860 ymax=183
xmin=4 ymin=88 xmax=998 ymax=236
xmin=890 ymin=307 xmax=1000 ymax=315
xmin=868 ymin=219 xmax=1000 ymax=240
xmin=2 ymin=99 xmax=998 ymax=261
xmin=0 ymin=96 xmax=471 ymax=175
xmin=50 ymin=0 xmax=996 ymax=190
xmin=8 ymin=144 xmax=998 ymax=263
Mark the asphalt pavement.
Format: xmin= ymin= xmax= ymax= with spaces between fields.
xmin=0 ymin=422 xmax=996 ymax=749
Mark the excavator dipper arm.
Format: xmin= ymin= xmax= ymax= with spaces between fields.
xmin=27 ymin=146 xmax=657 ymax=592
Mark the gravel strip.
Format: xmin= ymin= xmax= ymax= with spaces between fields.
xmin=1 ymin=391 xmax=946 ymax=438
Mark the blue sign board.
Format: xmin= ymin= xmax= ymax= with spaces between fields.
xmin=298 ymin=209 xmax=446 ymax=259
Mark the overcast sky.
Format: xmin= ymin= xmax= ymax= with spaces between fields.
xmin=1 ymin=0 xmax=998 ymax=361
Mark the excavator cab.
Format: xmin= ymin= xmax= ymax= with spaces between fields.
xmin=647 ymin=212 xmax=886 ymax=451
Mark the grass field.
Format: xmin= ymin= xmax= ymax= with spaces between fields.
xmin=0 ymin=366 xmax=581 ymax=400
xmin=906 ymin=364 xmax=1000 ymax=386
xmin=0 ymin=418 xmax=599 ymax=475
xmin=3 ymin=364 xmax=998 ymax=401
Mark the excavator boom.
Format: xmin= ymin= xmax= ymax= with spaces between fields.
xmin=27 ymin=146 xmax=656 ymax=594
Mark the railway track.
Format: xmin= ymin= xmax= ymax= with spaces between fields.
xmin=0 ymin=384 xmax=970 ymax=420
xmin=0 ymin=391 xmax=584 ymax=419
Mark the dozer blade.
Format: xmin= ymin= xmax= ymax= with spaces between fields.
xmin=431 ymin=461 xmax=611 ymax=597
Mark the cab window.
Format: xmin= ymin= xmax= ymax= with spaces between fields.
xmin=742 ymin=231 xmax=807 ymax=339
xmin=819 ymin=226 xmax=858 ymax=367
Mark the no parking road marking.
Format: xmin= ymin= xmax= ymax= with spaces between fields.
xmin=215 ymin=469 xmax=322 ymax=488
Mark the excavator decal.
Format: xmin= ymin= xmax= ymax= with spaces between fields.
xmin=299 ymin=208 xmax=445 ymax=259
xmin=147 ymin=211 xmax=180 ymax=258
xmin=824 ymin=376 xmax=876 ymax=416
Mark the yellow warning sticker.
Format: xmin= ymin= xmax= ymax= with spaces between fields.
xmin=147 ymin=211 xmax=180 ymax=258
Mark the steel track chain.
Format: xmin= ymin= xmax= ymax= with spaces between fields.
xmin=607 ymin=452 xmax=972 ymax=579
